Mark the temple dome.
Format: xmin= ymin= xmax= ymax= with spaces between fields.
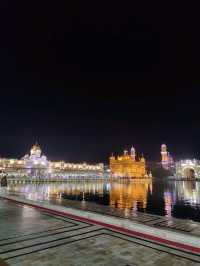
xmin=30 ymin=142 xmax=42 ymax=157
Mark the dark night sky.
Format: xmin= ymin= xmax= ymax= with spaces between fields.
xmin=0 ymin=1 xmax=200 ymax=163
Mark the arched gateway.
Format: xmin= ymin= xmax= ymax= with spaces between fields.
xmin=176 ymin=159 xmax=200 ymax=179
xmin=183 ymin=167 xmax=195 ymax=178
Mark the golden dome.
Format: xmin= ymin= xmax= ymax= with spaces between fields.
xmin=30 ymin=142 xmax=41 ymax=156
xmin=32 ymin=143 xmax=40 ymax=150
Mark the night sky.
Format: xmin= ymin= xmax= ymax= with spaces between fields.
xmin=0 ymin=1 xmax=200 ymax=163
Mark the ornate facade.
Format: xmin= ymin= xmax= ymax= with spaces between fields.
xmin=176 ymin=159 xmax=200 ymax=179
xmin=0 ymin=143 xmax=104 ymax=178
xmin=109 ymin=147 xmax=150 ymax=179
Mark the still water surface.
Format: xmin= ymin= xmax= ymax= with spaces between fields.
xmin=7 ymin=179 xmax=200 ymax=221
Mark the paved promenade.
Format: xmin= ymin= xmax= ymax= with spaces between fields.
xmin=0 ymin=196 xmax=200 ymax=265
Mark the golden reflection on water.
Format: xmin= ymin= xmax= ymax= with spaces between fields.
xmin=8 ymin=180 xmax=152 ymax=211
xmin=7 ymin=179 xmax=200 ymax=220
xmin=109 ymin=180 xmax=152 ymax=210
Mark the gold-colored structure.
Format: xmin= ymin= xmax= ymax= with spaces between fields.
xmin=109 ymin=147 xmax=149 ymax=179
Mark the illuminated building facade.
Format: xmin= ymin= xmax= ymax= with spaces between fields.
xmin=176 ymin=159 xmax=200 ymax=179
xmin=161 ymin=144 xmax=174 ymax=169
xmin=0 ymin=143 xmax=104 ymax=178
xmin=109 ymin=147 xmax=150 ymax=179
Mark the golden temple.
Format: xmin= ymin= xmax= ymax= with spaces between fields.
xmin=109 ymin=147 xmax=149 ymax=179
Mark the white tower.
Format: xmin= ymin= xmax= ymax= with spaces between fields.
xmin=131 ymin=146 xmax=136 ymax=161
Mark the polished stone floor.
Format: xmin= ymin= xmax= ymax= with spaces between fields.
xmin=0 ymin=199 xmax=200 ymax=266
xmin=7 ymin=187 xmax=200 ymax=238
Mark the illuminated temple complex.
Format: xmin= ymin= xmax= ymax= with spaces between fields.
xmin=0 ymin=143 xmax=104 ymax=178
xmin=109 ymin=147 xmax=151 ymax=179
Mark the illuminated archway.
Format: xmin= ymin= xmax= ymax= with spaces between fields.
xmin=176 ymin=159 xmax=200 ymax=179
xmin=183 ymin=167 xmax=195 ymax=178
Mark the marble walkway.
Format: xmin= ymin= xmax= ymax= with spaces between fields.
xmin=0 ymin=198 xmax=200 ymax=266
xmin=6 ymin=188 xmax=200 ymax=238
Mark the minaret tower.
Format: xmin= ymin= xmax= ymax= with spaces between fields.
xmin=161 ymin=144 xmax=169 ymax=164
xmin=131 ymin=146 xmax=136 ymax=161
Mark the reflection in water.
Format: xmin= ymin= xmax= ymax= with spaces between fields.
xmin=7 ymin=179 xmax=200 ymax=221
xmin=109 ymin=181 xmax=152 ymax=211
xmin=164 ymin=191 xmax=172 ymax=218
xmin=176 ymin=181 xmax=200 ymax=205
